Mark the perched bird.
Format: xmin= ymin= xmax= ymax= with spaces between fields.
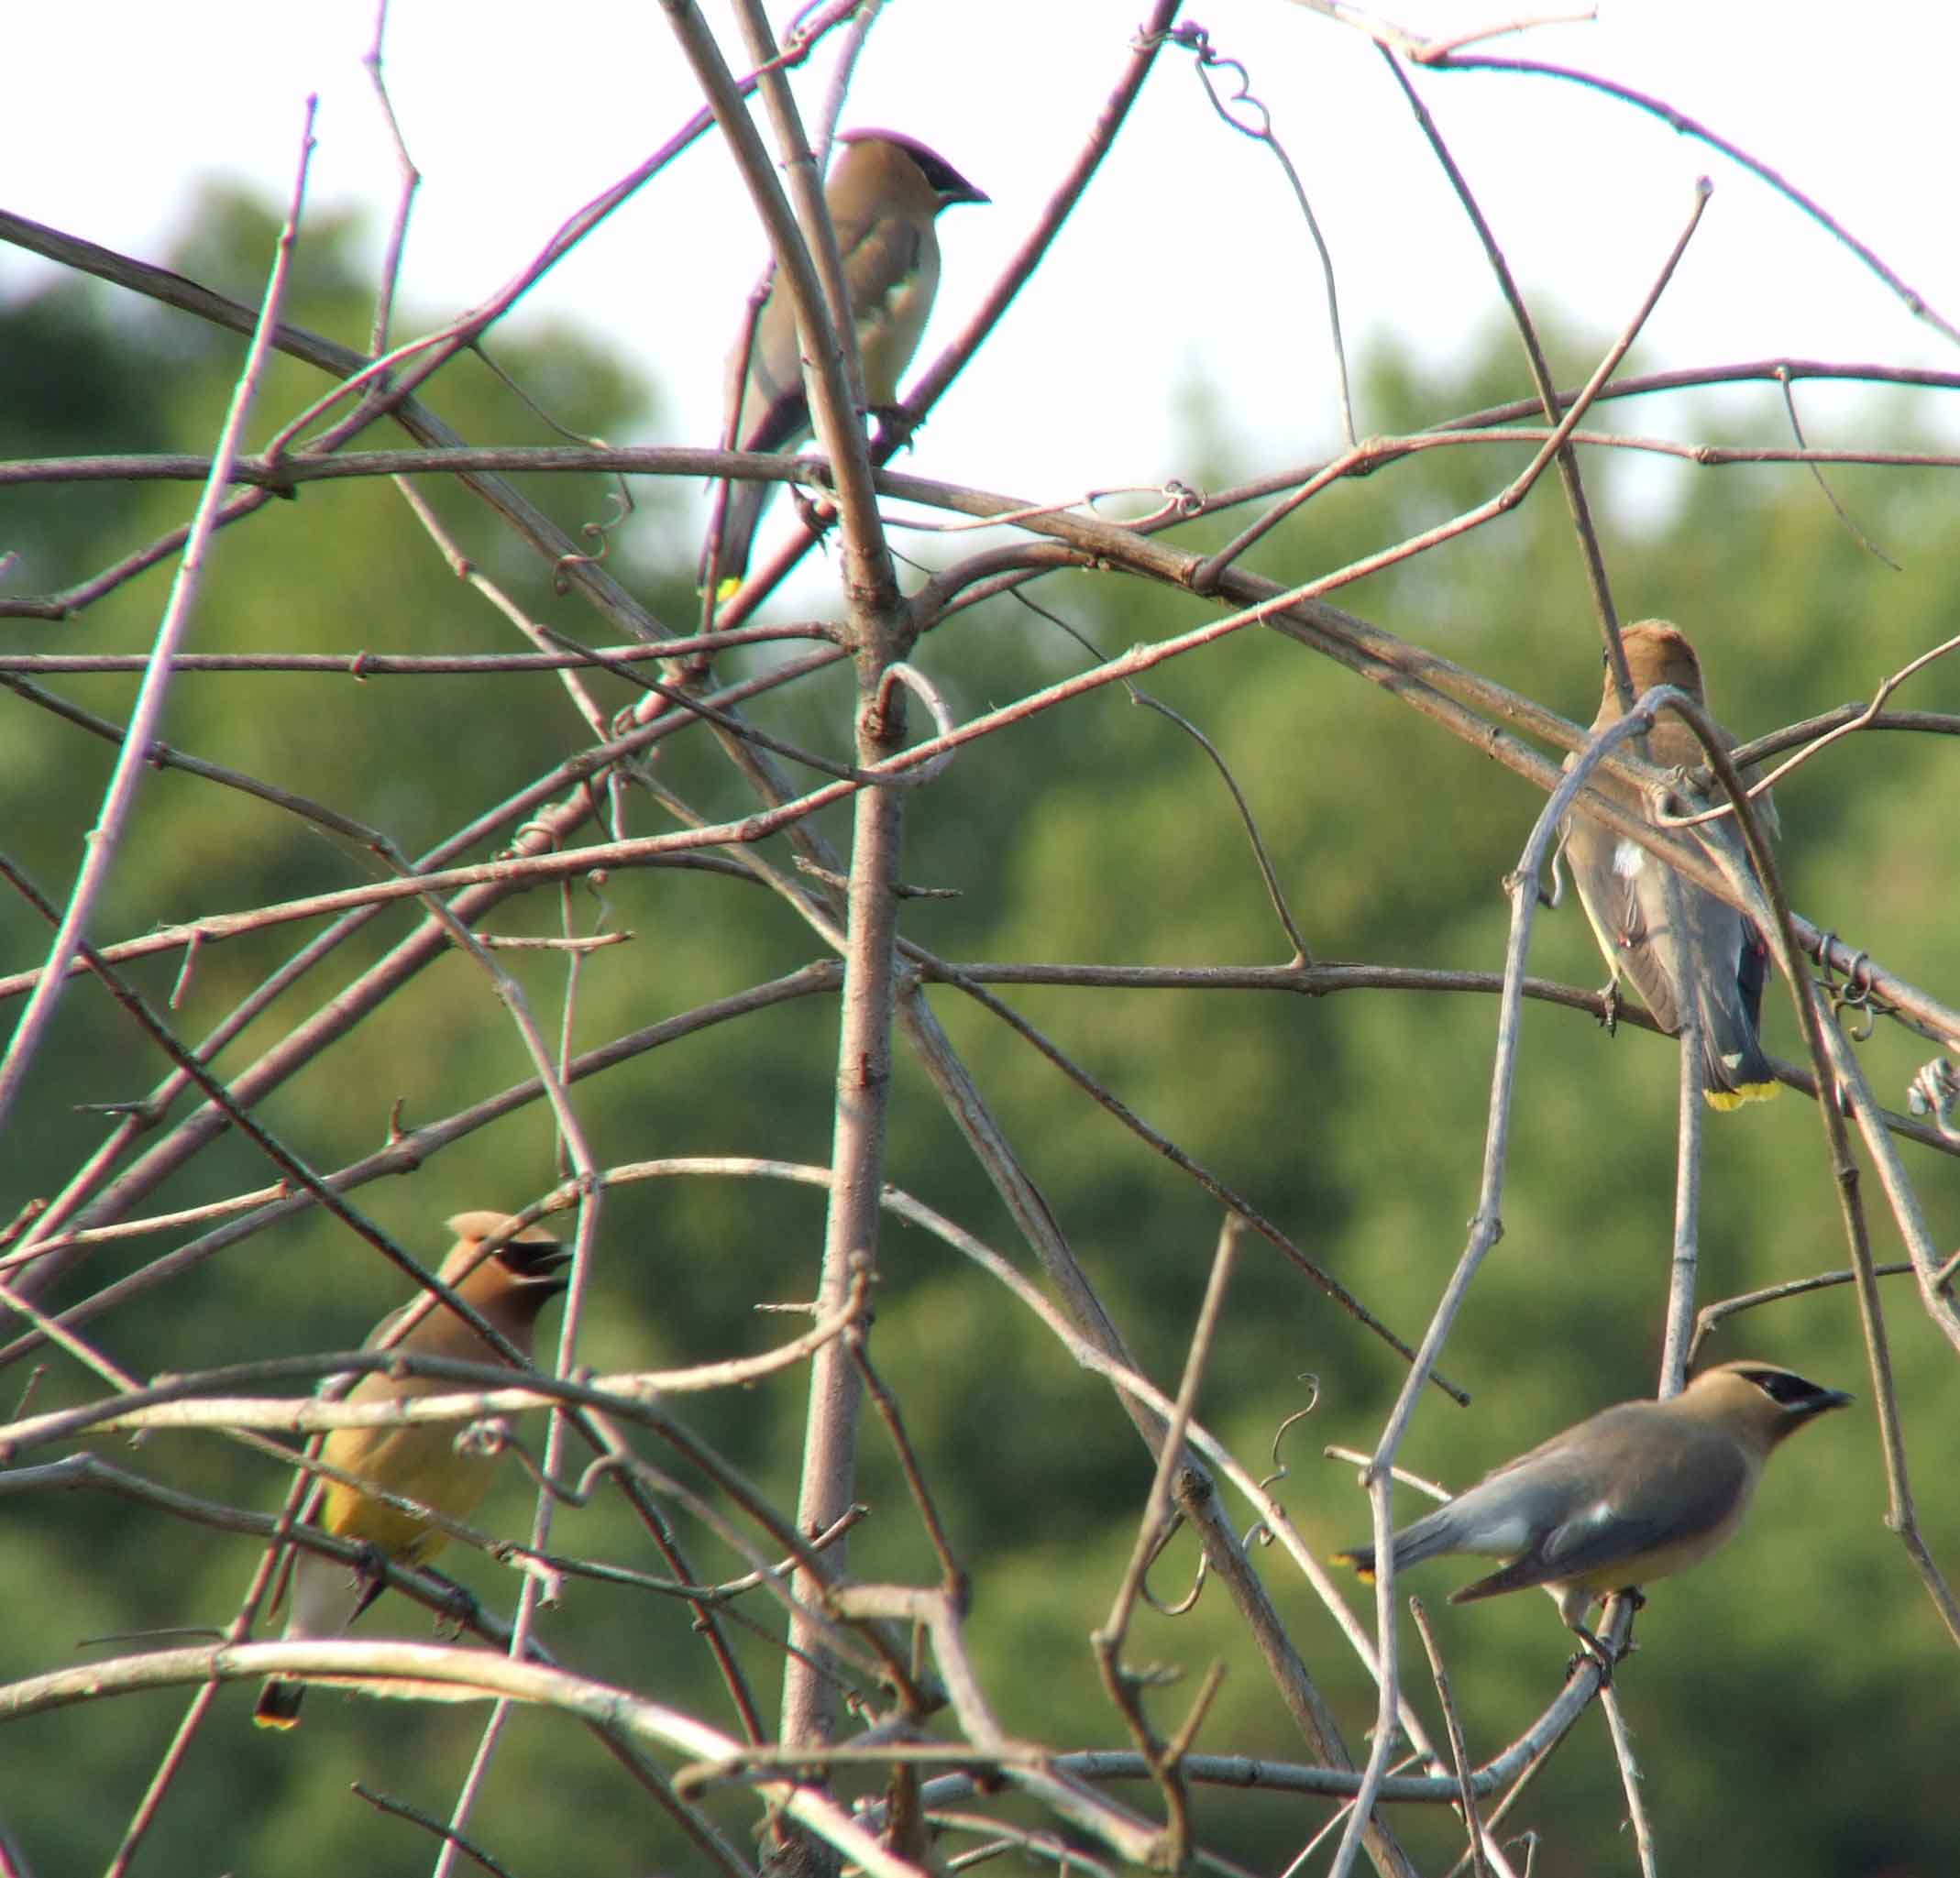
xmin=1560 ymin=621 xmax=1781 ymax=1109
xmin=252 ymin=1212 xmax=570 ymax=1730
xmin=1332 ymin=1361 xmax=1850 ymax=1661
xmin=700 ymin=129 xmax=989 ymax=596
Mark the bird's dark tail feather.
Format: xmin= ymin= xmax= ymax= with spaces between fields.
xmin=1702 ymin=1029 xmax=1778 ymax=1110
xmin=252 ymin=1677 xmax=304 ymax=1730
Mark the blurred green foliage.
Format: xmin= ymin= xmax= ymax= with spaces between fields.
xmin=2 ymin=193 xmax=1956 ymax=1878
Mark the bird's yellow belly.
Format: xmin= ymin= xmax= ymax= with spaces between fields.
xmin=318 ymin=1424 xmax=493 ymax=1565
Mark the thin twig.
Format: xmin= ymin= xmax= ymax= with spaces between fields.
xmin=1332 ymin=706 xmax=1662 ymax=1878
xmin=1670 ymin=631 xmax=1960 ymax=828
xmin=1690 ymin=1263 xmax=1915 ymax=1365
xmin=351 ymin=1785 xmax=515 ymax=1878
xmin=1373 ymin=44 xmax=1628 ymax=705
xmin=1163 ymin=23 xmax=1355 ymax=446
xmin=1657 ymin=911 xmax=1704 ymax=1394
xmin=1092 ymin=1216 xmax=1242 ymax=1869
xmin=1598 ymin=1684 xmax=1658 ymax=1878
xmin=1409 ymin=1599 xmax=1494 ymax=1878
xmin=1774 ymin=365 xmax=1900 ymax=569
xmin=912 ymin=951 xmax=1459 ymax=1396
xmin=0 ymin=100 xmax=319 ymax=1134
xmin=1657 ymin=693 xmax=1960 ymax=1649
xmin=847 ymin=1296 xmax=967 ymax=1599
xmin=0 ymin=969 xmax=842 ymax=1366
xmin=898 ymin=993 xmax=1395 ymax=1858
xmin=1426 ymin=51 xmax=1960 ymax=346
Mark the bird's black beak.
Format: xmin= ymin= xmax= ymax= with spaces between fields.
xmin=1784 ymin=1384 xmax=1853 ymax=1423
xmin=496 ymin=1241 xmax=573 ymax=1290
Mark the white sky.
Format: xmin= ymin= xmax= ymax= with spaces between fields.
xmin=6 ymin=2 xmax=1958 ymax=579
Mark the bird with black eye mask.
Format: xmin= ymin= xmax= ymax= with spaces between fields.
xmin=252 ymin=1212 xmax=570 ymax=1730
xmin=702 ymin=129 xmax=989 ymax=598
xmin=1333 ymin=1361 xmax=1850 ymax=1665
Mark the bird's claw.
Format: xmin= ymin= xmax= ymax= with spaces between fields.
xmin=1567 ymin=1643 xmax=1613 ymax=1686
xmin=1597 ymin=981 xmax=1621 ymax=1037
xmin=422 ymin=1569 xmax=480 ymax=1639
xmin=788 ymin=488 xmax=838 ymax=540
xmin=1566 ymin=1623 xmax=1624 ymax=1686
xmin=869 ymin=401 xmax=920 ymax=446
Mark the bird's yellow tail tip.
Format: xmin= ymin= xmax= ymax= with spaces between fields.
xmin=252 ymin=1681 xmax=304 ymax=1730
xmin=1705 ymin=1080 xmax=1779 ymax=1113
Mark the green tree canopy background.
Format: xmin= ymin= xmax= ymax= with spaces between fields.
xmin=3 ymin=155 xmax=1958 ymax=1878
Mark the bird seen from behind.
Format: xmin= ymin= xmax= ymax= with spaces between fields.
xmin=1560 ymin=621 xmax=1782 ymax=1108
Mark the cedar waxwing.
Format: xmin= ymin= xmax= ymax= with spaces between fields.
xmin=1559 ymin=621 xmax=1782 ymax=1109
xmin=700 ymin=129 xmax=989 ymax=596
xmin=1332 ymin=1361 xmax=1850 ymax=1660
xmin=252 ymin=1212 xmax=569 ymax=1730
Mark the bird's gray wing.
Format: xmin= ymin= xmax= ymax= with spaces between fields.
xmin=1559 ymin=808 xmax=1687 ymax=1034
xmin=734 ymin=282 xmax=813 ymax=456
xmin=832 ymin=211 xmax=934 ymax=406
xmin=1450 ymin=1423 xmax=1749 ymax=1601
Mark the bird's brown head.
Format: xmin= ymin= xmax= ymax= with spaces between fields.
xmin=441 ymin=1211 xmax=572 ymax=1309
xmin=839 ymin=129 xmax=989 ymax=212
xmin=1609 ymin=621 xmax=1705 ymax=703
xmin=1688 ymin=1359 xmax=1852 ymax=1448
